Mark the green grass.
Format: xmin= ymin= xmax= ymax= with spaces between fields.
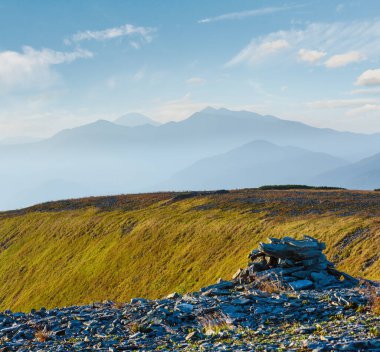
xmin=0 ymin=189 xmax=379 ymax=312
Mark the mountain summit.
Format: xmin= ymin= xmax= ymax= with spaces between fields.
xmin=114 ymin=113 xmax=161 ymax=127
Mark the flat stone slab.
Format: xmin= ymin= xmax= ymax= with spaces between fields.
xmin=289 ymin=279 xmax=314 ymax=291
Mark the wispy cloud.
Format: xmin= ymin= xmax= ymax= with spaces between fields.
xmin=227 ymin=39 xmax=289 ymax=66
xmin=306 ymin=98 xmax=376 ymax=109
xmin=306 ymin=97 xmax=380 ymax=118
xmin=298 ymin=49 xmax=326 ymax=63
xmin=150 ymin=93 xmax=210 ymax=122
xmin=346 ymin=103 xmax=380 ymax=116
xmin=186 ymin=77 xmax=206 ymax=85
xmin=133 ymin=67 xmax=146 ymax=81
xmin=226 ymin=20 xmax=380 ymax=67
xmin=65 ymin=23 xmax=156 ymax=46
xmin=325 ymin=51 xmax=365 ymax=68
xmin=198 ymin=5 xmax=297 ymax=24
xmin=0 ymin=46 xmax=92 ymax=92
xmin=336 ymin=4 xmax=345 ymax=13
xmin=350 ymin=87 xmax=380 ymax=95
xmin=355 ymin=68 xmax=380 ymax=86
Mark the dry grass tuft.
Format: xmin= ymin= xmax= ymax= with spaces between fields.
xmin=198 ymin=311 xmax=234 ymax=335
xmin=367 ymin=287 xmax=380 ymax=315
xmin=128 ymin=322 xmax=152 ymax=334
xmin=34 ymin=327 xmax=51 ymax=342
xmin=359 ymin=282 xmax=380 ymax=315
xmin=253 ymin=274 xmax=285 ymax=293
xmin=112 ymin=301 xmax=127 ymax=309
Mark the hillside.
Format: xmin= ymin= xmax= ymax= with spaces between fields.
xmin=0 ymin=189 xmax=379 ymax=312
xmin=162 ymin=140 xmax=348 ymax=190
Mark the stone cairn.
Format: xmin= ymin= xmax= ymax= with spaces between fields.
xmin=233 ymin=235 xmax=359 ymax=291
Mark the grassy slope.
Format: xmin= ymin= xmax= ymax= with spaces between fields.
xmin=0 ymin=189 xmax=379 ymax=312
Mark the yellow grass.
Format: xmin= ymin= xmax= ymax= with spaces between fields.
xmin=0 ymin=189 xmax=378 ymax=312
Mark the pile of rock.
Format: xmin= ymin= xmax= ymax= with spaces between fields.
xmin=233 ymin=235 xmax=359 ymax=291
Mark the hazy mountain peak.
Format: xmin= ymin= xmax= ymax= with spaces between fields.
xmin=114 ymin=113 xmax=160 ymax=127
xmin=92 ymin=119 xmax=115 ymax=126
xmin=70 ymin=119 xmax=118 ymax=132
xmin=162 ymin=139 xmax=348 ymax=191
xmin=201 ymin=106 xmax=235 ymax=114
xmin=201 ymin=106 xmax=220 ymax=113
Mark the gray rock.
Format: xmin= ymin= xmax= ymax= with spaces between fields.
xmin=292 ymin=270 xmax=310 ymax=279
xmin=289 ymin=280 xmax=314 ymax=291
xmin=231 ymin=298 xmax=251 ymax=306
xmin=175 ymin=303 xmax=193 ymax=313
xmin=167 ymin=292 xmax=181 ymax=299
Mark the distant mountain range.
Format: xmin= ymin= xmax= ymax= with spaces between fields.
xmin=315 ymin=152 xmax=380 ymax=190
xmin=1 ymin=107 xmax=380 ymax=210
xmin=161 ymin=140 xmax=348 ymax=190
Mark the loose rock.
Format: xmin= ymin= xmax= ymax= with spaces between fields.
xmin=0 ymin=236 xmax=378 ymax=351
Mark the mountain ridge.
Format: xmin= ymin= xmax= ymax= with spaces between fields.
xmin=1 ymin=107 xmax=380 ymax=209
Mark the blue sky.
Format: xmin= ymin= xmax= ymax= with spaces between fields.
xmin=1 ymin=0 xmax=380 ymax=138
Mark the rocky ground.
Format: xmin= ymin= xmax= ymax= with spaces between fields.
xmin=0 ymin=282 xmax=379 ymax=351
xmin=1 ymin=236 xmax=379 ymax=351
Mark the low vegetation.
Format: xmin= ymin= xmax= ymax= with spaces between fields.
xmin=0 ymin=189 xmax=379 ymax=312
xmin=257 ymin=184 xmax=346 ymax=190
xmin=34 ymin=327 xmax=51 ymax=343
xmin=198 ymin=311 xmax=234 ymax=335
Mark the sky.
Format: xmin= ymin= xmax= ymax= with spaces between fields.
xmin=1 ymin=0 xmax=380 ymax=138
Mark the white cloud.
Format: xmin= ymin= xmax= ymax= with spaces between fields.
xmin=325 ymin=51 xmax=365 ymax=68
xmin=306 ymin=98 xmax=375 ymax=109
xmin=186 ymin=77 xmax=206 ymax=85
xmin=133 ymin=67 xmax=146 ymax=81
xmin=66 ymin=23 xmax=155 ymax=46
xmin=350 ymin=87 xmax=380 ymax=95
xmin=227 ymin=20 xmax=380 ymax=67
xmin=355 ymin=68 xmax=380 ymax=86
xmin=227 ymin=39 xmax=289 ymax=66
xmin=260 ymin=39 xmax=289 ymax=53
xmin=298 ymin=48 xmax=326 ymax=63
xmin=346 ymin=103 xmax=380 ymax=116
xmin=0 ymin=46 xmax=92 ymax=92
xmin=149 ymin=94 xmax=209 ymax=122
xmin=198 ymin=5 xmax=297 ymax=24
xmin=336 ymin=4 xmax=344 ymax=13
